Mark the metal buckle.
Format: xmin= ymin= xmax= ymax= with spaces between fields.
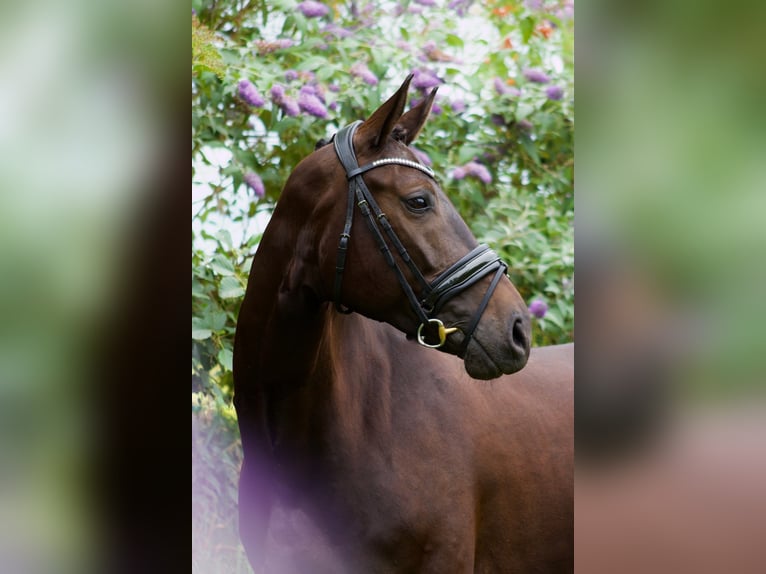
xmin=416 ymin=318 xmax=459 ymax=348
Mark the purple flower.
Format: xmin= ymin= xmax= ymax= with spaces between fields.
xmin=523 ymin=68 xmax=551 ymax=84
xmin=396 ymin=40 xmax=413 ymax=52
xmin=237 ymin=80 xmax=265 ymax=107
xmin=299 ymin=84 xmax=325 ymax=101
xmin=255 ymin=39 xmax=294 ymax=54
xmin=412 ymin=68 xmax=442 ymax=90
xmin=528 ymin=299 xmax=548 ymax=318
xmin=451 ymin=99 xmax=466 ymax=113
xmin=297 ymin=1 xmax=329 ymax=18
xmin=517 ymin=119 xmax=534 ymax=132
xmin=284 ymin=70 xmax=299 ymax=82
xmin=280 ymin=96 xmax=300 ymax=117
xmin=270 ymin=84 xmax=299 ymax=115
xmin=270 ymin=84 xmax=286 ymax=102
xmin=448 ymin=0 xmax=474 ymax=16
xmin=322 ymin=24 xmax=353 ymax=38
xmin=556 ymin=0 xmax=574 ymax=20
xmin=298 ymin=91 xmax=328 ymax=118
xmin=453 ymin=161 xmax=491 ymax=184
xmin=350 ymin=62 xmax=378 ymax=86
xmin=414 ymin=0 xmax=436 ymax=6
xmin=493 ymin=77 xmax=520 ymax=96
xmin=493 ymin=77 xmax=507 ymax=95
xmin=545 ymin=85 xmax=564 ymax=100
xmin=243 ymin=172 xmax=265 ymax=198
xmin=466 ymin=161 xmax=491 ymax=183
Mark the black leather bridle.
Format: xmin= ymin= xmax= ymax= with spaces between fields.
xmin=332 ymin=120 xmax=508 ymax=355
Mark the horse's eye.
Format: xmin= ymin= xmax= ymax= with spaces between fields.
xmin=404 ymin=196 xmax=430 ymax=212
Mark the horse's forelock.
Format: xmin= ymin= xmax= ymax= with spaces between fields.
xmin=391 ymin=126 xmax=408 ymax=143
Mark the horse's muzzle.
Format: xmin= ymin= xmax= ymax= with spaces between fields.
xmin=462 ymin=310 xmax=531 ymax=379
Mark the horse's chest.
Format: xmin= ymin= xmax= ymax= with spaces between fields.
xmin=273 ymin=446 xmax=468 ymax=565
xmin=269 ymin=476 xmax=468 ymax=574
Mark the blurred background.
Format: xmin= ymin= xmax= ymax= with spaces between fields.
xmin=0 ymin=0 xmax=182 ymax=572
xmin=0 ymin=0 xmax=764 ymax=573
xmin=575 ymin=0 xmax=766 ymax=572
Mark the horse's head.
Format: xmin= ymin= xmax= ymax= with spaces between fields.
xmin=287 ymin=76 xmax=531 ymax=379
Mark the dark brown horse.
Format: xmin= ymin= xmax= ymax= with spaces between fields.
xmin=233 ymin=76 xmax=573 ymax=573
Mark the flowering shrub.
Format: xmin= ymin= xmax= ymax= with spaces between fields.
xmin=192 ymin=1 xmax=572 ymax=566
xmin=192 ymin=0 xmax=573 ymax=387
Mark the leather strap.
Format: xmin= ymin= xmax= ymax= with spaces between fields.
xmin=331 ymin=121 xmax=508 ymax=351
xmin=421 ymin=244 xmax=504 ymax=314
xmin=459 ymin=263 xmax=507 ymax=356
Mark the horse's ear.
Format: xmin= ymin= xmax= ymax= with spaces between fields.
xmin=357 ymin=74 xmax=414 ymax=149
xmin=394 ymin=87 xmax=438 ymax=145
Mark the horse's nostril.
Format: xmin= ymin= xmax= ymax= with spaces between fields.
xmin=511 ymin=316 xmax=529 ymax=353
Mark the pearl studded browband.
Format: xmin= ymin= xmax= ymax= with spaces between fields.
xmin=345 ymin=157 xmax=436 ymax=180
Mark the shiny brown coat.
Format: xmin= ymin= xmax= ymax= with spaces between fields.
xmin=234 ymin=77 xmax=573 ymax=573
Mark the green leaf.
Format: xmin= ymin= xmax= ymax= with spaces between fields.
xmin=544 ymin=283 xmax=561 ymax=295
xmin=207 ymin=311 xmax=228 ymax=331
xmin=446 ymin=34 xmax=464 ymax=48
xmin=216 ymin=229 xmax=233 ymax=250
xmin=210 ymin=254 xmax=235 ymax=276
xmin=516 ymin=103 xmax=535 ymax=120
xmin=299 ymin=56 xmax=328 ymax=72
xmin=192 ymin=328 xmax=212 ymax=341
xmin=192 ymin=278 xmax=207 ymax=298
xmin=219 ymin=276 xmax=245 ymax=299
xmin=520 ymin=17 xmax=535 ymax=43
xmin=520 ymin=138 xmax=541 ymax=164
xmin=544 ymin=309 xmax=565 ymax=329
xmin=217 ymin=347 xmax=233 ymax=371
xmin=316 ymin=66 xmax=336 ymax=81
xmin=458 ymin=145 xmax=483 ymax=164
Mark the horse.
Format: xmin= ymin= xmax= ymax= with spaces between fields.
xmin=233 ymin=75 xmax=573 ymax=573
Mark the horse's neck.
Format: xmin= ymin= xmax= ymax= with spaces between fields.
xmin=242 ymin=297 xmax=392 ymax=463
xmin=235 ymin=211 xmax=394 ymax=451
xmin=236 ymin=225 xmax=327 ymax=385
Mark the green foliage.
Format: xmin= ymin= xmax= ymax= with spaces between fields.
xmin=193 ymin=0 xmax=574 ymax=395
xmin=473 ymin=185 xmax=574 ymax=346
xmin=192 ymin=15 xmax=225 ymax=78
xmin=192 ymin=3 xmax=572 ymax=566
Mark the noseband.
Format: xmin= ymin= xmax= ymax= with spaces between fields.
xmin=332 ymin=121 xmax=507 ymax=355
